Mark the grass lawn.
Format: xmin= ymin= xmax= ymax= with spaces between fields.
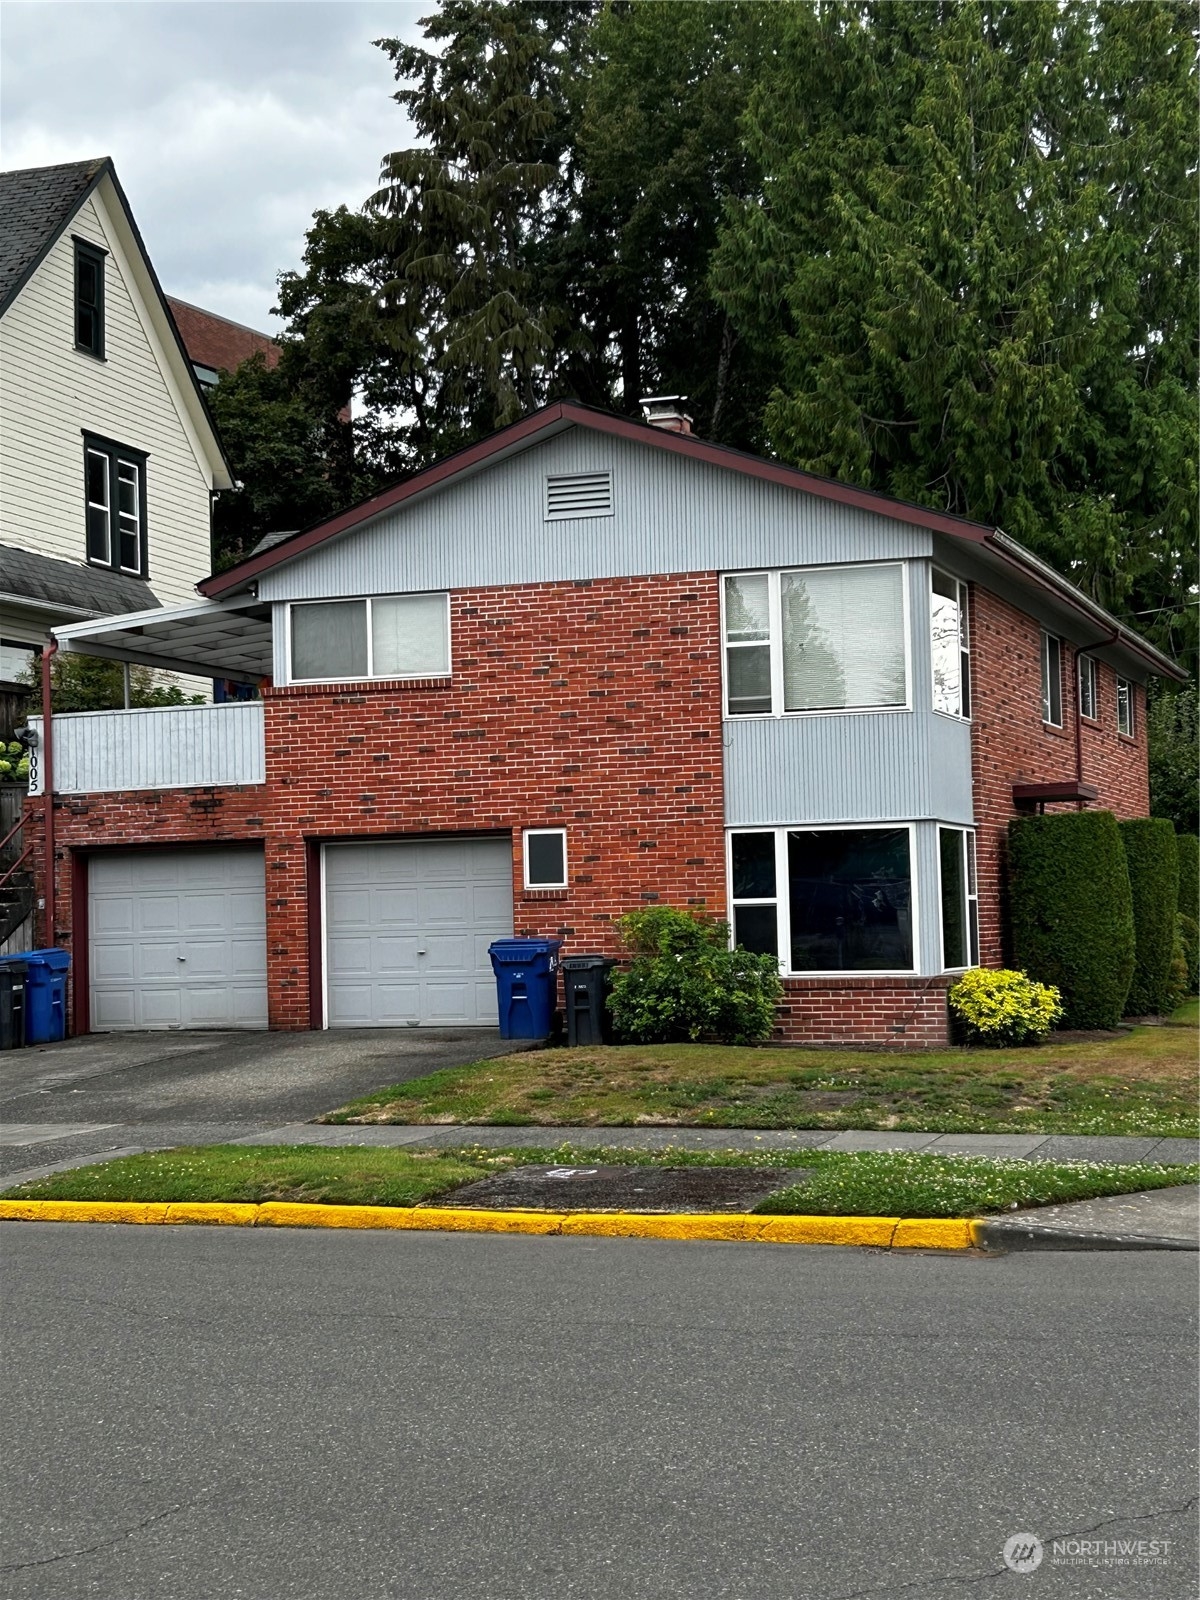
xmin=321 ymin=1010 xmax=1200 ymax=1138
xmin=2 ymin=1143 xmax=1195 ymax=1220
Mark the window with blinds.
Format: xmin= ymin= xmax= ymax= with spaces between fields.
xmin=545 ymin=471 xmax=613 ymax=521
xmin=723 ymin=563 xmax=908 ymax=716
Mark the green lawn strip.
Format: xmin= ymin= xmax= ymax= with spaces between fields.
xmin=318 ymin=1018 xmax=1199 ymax=1138
xmin=2 ymin=1143 xmax=1194 ymax=1220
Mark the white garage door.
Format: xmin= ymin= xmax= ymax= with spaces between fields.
xmin=324 ymin=837 xmax=513 ymax=1027
xmin=89 ymin=849 xmax=268 ymax=1030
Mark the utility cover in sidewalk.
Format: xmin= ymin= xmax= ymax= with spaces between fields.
xmin=435 ymin=1164 xmax=803 ymax=1213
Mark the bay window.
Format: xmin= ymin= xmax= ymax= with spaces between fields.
xmin=938 ymin=827 xmax=979 ymax=970
xmin=723 ymin=564 xmax=908 ymax=717
xmin=289 ymin=593 xmax=450 ymax=683
xmin=931 ymin=570 xmax=970 ymax=717
xmin=729 ymin=826 xmax=915 ymax=973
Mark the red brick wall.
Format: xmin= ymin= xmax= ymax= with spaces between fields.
xmin=776 ymin=978 xmax=951 ymax=1048
xmin=166 ymin=298 xmax=280 ymax=374
xmin=969 ymin=586 xmax=1150 ymax=966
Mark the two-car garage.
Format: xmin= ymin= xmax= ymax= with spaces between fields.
xmin=84 ymin=836 xmax=514 ymax=1031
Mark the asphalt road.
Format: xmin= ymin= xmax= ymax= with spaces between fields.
xmin=0 ymin=1029 xmax=521 ymax=1183
xmin=1 ymin=1227 xmax=1195 ymax=1600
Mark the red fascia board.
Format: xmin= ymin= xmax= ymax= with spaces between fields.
xmin=198 ymin=402 xmax=993 ymax=598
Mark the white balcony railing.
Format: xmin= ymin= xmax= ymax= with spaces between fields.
xmin=28 ymin=701 xmax=265 ymax=795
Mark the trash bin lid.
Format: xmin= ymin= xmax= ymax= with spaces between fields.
xmin=0 ymin=960 xmax=28 ymax=975
xmin=561 ymin=955 xmax=616 ymax=971
xmin=488 ymin=937 xmax=563 ymax=956
xmin=4 ymin=948 xmax=71 ymax=970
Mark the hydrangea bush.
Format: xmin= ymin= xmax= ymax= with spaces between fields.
xmin=948 ymin=967 xmax=1063 ymax=1047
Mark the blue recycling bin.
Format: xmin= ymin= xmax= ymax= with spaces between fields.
xmin=488 ymin=938 xmax=562 ymax=1039
xmin=7 ymin=948 xmax=70 ymax=1044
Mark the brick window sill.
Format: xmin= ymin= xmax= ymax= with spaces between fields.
xmin=268 ymin=678 xmax=454 ymax=699
xmin=521 ymin=889 xmax=568 ymax=902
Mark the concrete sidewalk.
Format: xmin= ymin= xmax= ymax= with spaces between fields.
xmin=975 ymin=1184 xmax=1199 ymax=1252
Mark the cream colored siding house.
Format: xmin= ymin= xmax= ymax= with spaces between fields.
xmin=0 ymin=157 xmax=231 ymax=686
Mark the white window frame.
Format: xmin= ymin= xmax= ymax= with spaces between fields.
xmin=936 ymin=826 xmax=980 ymax=972
xmin=720 ymin=562 xmax=912 ymax=720
xmin=1116 ymin=676 xmax=1135 ymax=737
xmin=85 ymin=446 xmax=111 ymax=566
xmin=930 ymin=568 xmax=971 ymax=720
xmin=522 ymin=828 xmax=568 ymax=890
xmin=1078 ymin=654 xmax=1099 ymax=721
xmin=285 ymin=593 xmax=452 ymax=686
xmin=726 ymin=822 xmax=919 ymax=977
xmin=1040 ymin=631 xmax=1063 ymax=727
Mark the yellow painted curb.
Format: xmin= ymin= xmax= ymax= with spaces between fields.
xmin=0 ymin=1198 xmax=977 ymax=1249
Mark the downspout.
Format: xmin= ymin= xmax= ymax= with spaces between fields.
xmin=40 ymin=642 xmax=56 ymax=944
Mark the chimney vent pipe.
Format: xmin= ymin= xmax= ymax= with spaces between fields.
xmin=640 ymin=395 xmax=693 ymax=435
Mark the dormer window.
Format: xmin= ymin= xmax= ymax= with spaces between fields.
xmin=73 ymin=237 xmax=106 ymax=359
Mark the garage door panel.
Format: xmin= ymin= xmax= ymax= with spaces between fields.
xmin=90 ymin=849 xmax=267 ymax=1032
xmin=324 ymin=838 xmax=512 ymax=1028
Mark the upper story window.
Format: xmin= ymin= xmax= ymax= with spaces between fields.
xmin=523 ymin=828 xmax=567 ymax=889
xmin=931 ymin=569 xmax=970 ymax=718
xmin=1040 ymin=631 xmax=1062 ymax=726
xmin=288 ymin=594 xmax=450 ymax=684
xmin=1117 ymin=677 xmax=1135 ymax=737
xmin=723 ymin=563 xmax=908 ymax=718
xmin=84 ymin=435 xmax=147 ymax=575
xmin=1078 ymin=655 xmax=1099 ymax=720
xmin=73 ymin=237 xmax=105 ymax=359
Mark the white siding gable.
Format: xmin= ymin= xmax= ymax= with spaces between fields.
xmin=0 ymin=179 xmax=220 ymax=610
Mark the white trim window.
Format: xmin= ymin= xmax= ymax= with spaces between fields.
xmin=1117 ymin=676 xmax=1135 ymax=737
xmin=931 ymin=569 xmax=970 ymax=717
xmin=523 ymin=828 xmax=567 ymax=889
xmin=288 ymin=594 xmax=450 ymax=684
xmin=722 ymin=563 xmax=909 ymax=718
xmin=728 ymin=824 xmax=916 ymax=975
xmin=938 ymin=827 xmax=979 ymax=971
xmin=1040 ymin=631 xmax=1062 ymax=726
xmin=1078 ymin=654 xmax=1098 ymax=720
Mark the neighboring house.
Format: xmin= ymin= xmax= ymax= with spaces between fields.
xmin=165 ymin=296 xmax=280 ymax=393
xmin=0 ymin=157 xmax=232 ymax=687
xmin=27 ymin=400 xmax=1183 ymax=1041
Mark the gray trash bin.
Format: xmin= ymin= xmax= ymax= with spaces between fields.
xmin=562 ymin=956 xmax=616 ymax=1047
xmin=0 ymin=960 xmax=27 ymax=1050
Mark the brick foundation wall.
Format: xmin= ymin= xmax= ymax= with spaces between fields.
xmin=969 ymin=586 xmax=1150 ymax=966
xmin=775 ymin=977 xmax=952 ymax=1048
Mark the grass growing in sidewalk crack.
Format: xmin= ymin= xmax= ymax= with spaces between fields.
xmin=2 ymin=1144 xmax=1194 ymax=1219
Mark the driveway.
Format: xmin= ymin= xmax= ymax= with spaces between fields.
xmin=0 ymin=1029 xmax=521 ymax=1186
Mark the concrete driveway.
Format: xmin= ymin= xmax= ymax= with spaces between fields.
xmin=0 ymin=1028 xmax=521 ymax=1187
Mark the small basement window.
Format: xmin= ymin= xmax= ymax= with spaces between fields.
xmin=523 ymin=828 xmax=567 ymax=889
xmin=545 ymin=471 xmax=613 ymax=521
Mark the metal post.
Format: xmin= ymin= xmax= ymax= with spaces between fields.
xmin=40 ymin=642 xmax=56 ymax=944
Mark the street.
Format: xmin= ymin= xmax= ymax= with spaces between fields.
xmin=1 ymin=1226 xmax=1195 ymax=1600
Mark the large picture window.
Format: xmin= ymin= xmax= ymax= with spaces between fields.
xmin=728 ymin=826 xmax=915 ymax=974
xmin=723 ymin=564 xmax=908 ymax=717
xmin=938 ymin=827 xmax=979 ymax=970
xmin=289 ymin=594 xmax=449 ymax=683
xmin=83 ymin=435 xmax=146 ymax=575
xmin=931 ymin=569 xmax=970 ymax=717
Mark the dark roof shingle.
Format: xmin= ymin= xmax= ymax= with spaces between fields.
xmin=0 ymin=158 xmax=109 ymax=314
xmin=0 ymin=543 xmax=160 ymax=618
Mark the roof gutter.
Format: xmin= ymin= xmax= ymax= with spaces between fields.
xmin=983 ymin=531 xmax=1186 ymax=682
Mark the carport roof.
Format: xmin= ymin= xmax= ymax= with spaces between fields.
xmin=52 ymin=599 xmax=272 ymax=684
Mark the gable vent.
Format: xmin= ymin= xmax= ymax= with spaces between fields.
xmin=545 ymin=470 xmax=613 ymax=521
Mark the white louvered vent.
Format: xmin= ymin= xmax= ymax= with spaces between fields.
xmin=545 ymin=470 xmax=613 ymax=521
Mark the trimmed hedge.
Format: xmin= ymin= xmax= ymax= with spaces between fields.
xmin=1008 ymin=812 xmax=1134 ymax=1029
xmin=1119 ymin=819 xmax=1180 ymax=1017
xmin=1176 ymin=834 xmax=1198 ymax=924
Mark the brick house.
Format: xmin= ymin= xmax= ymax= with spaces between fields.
xmin=27 ymin=400 xmax=1183 ymax=1043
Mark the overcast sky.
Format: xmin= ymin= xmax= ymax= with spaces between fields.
xmin=1 ymin=1 xmax=425 ymax=331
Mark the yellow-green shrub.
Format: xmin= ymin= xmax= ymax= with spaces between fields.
xmin=948 ymin=968 xmax=1064 ymax=1047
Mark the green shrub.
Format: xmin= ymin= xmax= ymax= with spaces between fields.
xmin=1119 ymin=818 xmax=1180 ymax=1016
xmin=1008 ymin=811 xmax=1134 ymax=1029
xmin=1176 ymin=913 xmax=1199 ymax=996
xmin=1176 ymin=834 xmax=1198 ymax=925
xmin=948 ymin=967 xmax=1063 ymax=1046
xmin=607 ymin=908 xmax=782 ymax=1045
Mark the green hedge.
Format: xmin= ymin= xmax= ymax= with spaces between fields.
xmin=1119 ymin=819 xmax=1180 ymax=1017
xmin=1176 ymin=834 xmax=1198 ymax=924
xmin=1008 ymin=812 xmax=1134 ymax=1029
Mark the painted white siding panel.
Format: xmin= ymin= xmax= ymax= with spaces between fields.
xmin=89 ymin=847 xmax=267 ymax=1029
xmin=28 ymin=702 xmax=264 ymax=794
xmin=0 ymin=189 xmax=215 ymax=612
xmin=260 ymin=429 xmax=933 ymax=610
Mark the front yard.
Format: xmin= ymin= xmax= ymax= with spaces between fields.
xmin=322 ymin=1010 xmax=1199 ymax=1138
xmin=2 ymin=1143 xmax=1195 ymax=1219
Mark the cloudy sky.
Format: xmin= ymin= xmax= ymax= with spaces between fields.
xmin=2 ymin=1 xmax=426 ymax=332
